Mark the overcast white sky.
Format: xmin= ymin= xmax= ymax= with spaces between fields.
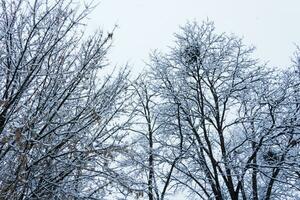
xmin=86 ymin=0 xmax=300 ymax=72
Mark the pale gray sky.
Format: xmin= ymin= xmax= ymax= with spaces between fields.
xmin=87 ymin=0 xmax=300 ymax=71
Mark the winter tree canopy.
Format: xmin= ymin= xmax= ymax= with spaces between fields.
xmin=0 ymin=0 xmax=299 ymax=200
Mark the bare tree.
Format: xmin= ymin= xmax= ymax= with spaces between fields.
xmin=148 ymin=21 xmax=300 ymax=199
xmin=119 ymin=75 xmax=182 ymax=200
xmin=0 ymin=0 xmax=131 ymax=199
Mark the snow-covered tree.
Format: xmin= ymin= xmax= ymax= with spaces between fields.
xmin=115 ymin=74 xmax=180 ymax=200
xmin=0 ymin=0 xmax=131 ymax=199
xmin=147 ymin=21 xmax=300 ymax=200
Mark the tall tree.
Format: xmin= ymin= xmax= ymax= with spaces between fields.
xmin=148 ymin=21 xmax=300 ymax=199
xmin=0 ymin=0 xmax=130 ymax=199
xmin=120 ymin=75 xmax=181 ymax=200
